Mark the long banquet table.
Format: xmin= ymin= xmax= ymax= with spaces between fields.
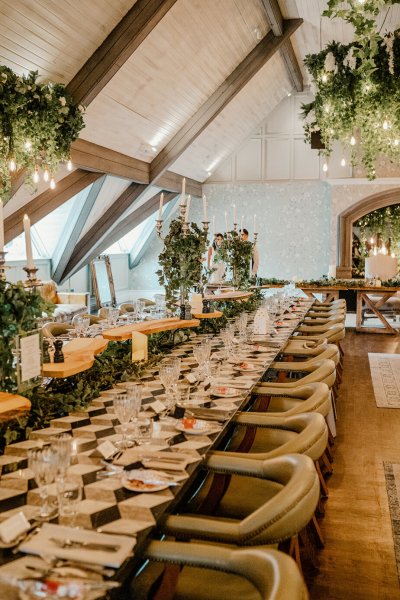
xmin=0 ymin=298 xmax=314 ymax=598
xmin=256 ymin=283 xmax=400 ymax=335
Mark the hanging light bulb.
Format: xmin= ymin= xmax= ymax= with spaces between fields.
xmin=9 ymin=158 xmax=16 ymax=172
xmin=341 ymin=157 xmax=346 ymax=167
xmin=392 ymin=252 xmax=396 ymax=258
xmin=24 ymin=140 xmax=32 ymax=151
xmin=350 ymin=136 xmax=356 ymax=146
xmin=322 ymin=162 xmax=328 ymax=172
xmin=50 ymin=177 xmax=56 ymax=190
xmin=383 ymin=119 xmax=390 ymax=130
xmin=32 ymin=167 xmax=40 ymax=184
xmin=43 ymin=168 xmax=49 ymax=182
xmin=394 ymin=139 xmax=399 ymax=146
xmin=321 ymin=73 xmax=328 ymax=83
xmin=67 ymin=158 xmax=73 ymax=171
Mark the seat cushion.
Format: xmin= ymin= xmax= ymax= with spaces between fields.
xmin=39 ymin=281 xmax=58 ymax=303
xmin=53 ymin=304 xmax=87 ymax=320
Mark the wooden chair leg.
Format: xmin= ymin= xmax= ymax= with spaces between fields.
xmin=289 ymin=535 xmax=302 ymax=573
xmin=308 ymin=514 xmax=325 ymax=548
xmin=315 ymin=460 xmax=329 ymax=498
xmin=321 ymin=451 xmax=333 ymax=475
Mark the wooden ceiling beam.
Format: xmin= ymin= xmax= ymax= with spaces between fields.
xmin=66 ymin=0 xmax=178 ymax=107
xmin=52 ymin=175 xmax=106 ymax=284
xmin=59 ymin=181 xmax=147 ymax=281
xmin=71 ymin=139 xmax=150 ymax=183
xmin=150 ymin=18 xmax=303 ymax=182
xmin=260 ymin=0 xmax=303 ymax=92
xmin=60 ymin=189 xmax=176 ymax=283
xmin=4 ymin=170 xmax=104 ymax=244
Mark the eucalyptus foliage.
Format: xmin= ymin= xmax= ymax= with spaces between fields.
xmin=0 ymin=66 xmax=85 ymax=199
xmin=220 ymin=231 xmax=254 ymax=289
xmin=157 ymin=218 xmax=209 ymax=308
xmin=303 ymin=0 xmax=400 ymax=179
xmin=0 ymin=281 xmax=53 ymax=392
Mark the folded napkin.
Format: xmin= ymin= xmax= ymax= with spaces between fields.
xmin=19 ymin=523 xmax=135 ymax=568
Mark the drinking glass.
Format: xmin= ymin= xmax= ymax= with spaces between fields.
xmin=205 ymin=359 xmax=222 ymax=386
xmin=57 ymin=478 xmax=83 ymax=528
xmin=220 ymin=327 xmax=233 ymax=358
xmin=174 ymin=381 xmax=191 ymax=404
xmin=125 ymin=383 xmax=142 ymax=436
xmin=136 ymin=300 xmax=145 ymax=321
xmin=136 ymin=417 xmax=153 ymax=445
xmin=108 ymin=308 xmax=120 ymax=327
xmin=114 ymin=393 xmax=136 ymax=449
xmin=28 ymin=447 xmax=59 ymax=520
xmin=51 ymin=433 xmax=72 ymax=482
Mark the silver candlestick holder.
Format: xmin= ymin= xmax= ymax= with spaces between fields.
xmin=23 ymin=266 xmax=41 ymax=288
xmin=202 ymin=221 xmax=210 ymax=233
xmin=0 ymin=251 xmax=9 ymax=281
xmin=156 ymin=219 xmax=164 ymax=239
xmin=233 ymin=222 xmax=238 ymax=232
xmin=253 ymin=232 xmax=258 ymax=246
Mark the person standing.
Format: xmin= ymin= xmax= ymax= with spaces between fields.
xmin=207 ymin=233 xmax=226 ymax=283
xmin=241 ymin=228 xmax=259 ymax=277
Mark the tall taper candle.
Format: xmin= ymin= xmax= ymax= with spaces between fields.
xmin=233 ymin=204 xmax=236 ymax=225
xmin=240 ymin=215 xmax=243 ymax=232
xmin=202 ymin=194 xmax=208 ymax=221
xmin=180 ymin=177 xmax=186 ymax=206
xmin=23 ymin=214 xmax=34 ymax=269
xmin=224 ymin=211 xmax=228 ymax=232
xmin=158 ymin=192 xmax=164 ymax=221
xmin=253 ymin=214 xmax=257 ymax=234
xmin=212 ymin=215 xmax=215 ymax=235
xmin=0 ymin=200 xmax=4 ymax=252
xmin=185 ymin=195 xmax=191 ymax=222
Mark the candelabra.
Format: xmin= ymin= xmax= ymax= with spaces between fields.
xmin=0 ymin=251 xmax=9 ymax=281
xmin=23 ymin=266 xmax=41 ymax=289
xmin=253 ymin=232 xmax=258 ymax=246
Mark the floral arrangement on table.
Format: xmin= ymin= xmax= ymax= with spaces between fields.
xmin=219 ymin=230 xmax=254 ymax=290
xmin=157 ymin=218 xmax=209 ymax=309
xmin=0 ymin=66 xmax=85 ymax=199
xmin=302 ymin=0 xmax=400 ymax=179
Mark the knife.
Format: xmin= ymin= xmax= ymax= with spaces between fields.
xmin=50 ymin=537 xmax=120 ymax=553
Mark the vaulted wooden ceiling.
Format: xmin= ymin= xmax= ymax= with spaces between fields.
xmin=1 ymin=0 xmax=318 ymax=281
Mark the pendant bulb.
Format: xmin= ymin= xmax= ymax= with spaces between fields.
xmin=67 ymin=159 xmax=73 ymax=171
xmin=9 ymin=158 xmax=16 ymax=172
xmin=43 ymin=168 xmax=49 ymax=182
xmin=50 ymin=177 xmax=56 ymax=190
xmin=341 ymin=157 xmax=346 ymax=167
xmin=33 ymin=168 xmax=40 ymax=184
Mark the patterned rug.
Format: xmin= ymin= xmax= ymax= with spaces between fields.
xmin=368 ymin=353 xmax=400 ymax=408
xmin=384 ymin=462 xmax=400 ymax=583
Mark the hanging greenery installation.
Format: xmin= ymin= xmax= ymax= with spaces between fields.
xmin=302 ymin=0 xmax=400 ymax=179
xmin=0 ymin=66 xmax=85 ymax=199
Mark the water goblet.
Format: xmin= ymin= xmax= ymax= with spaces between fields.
xmin=136 ymin=300 xmax=146 ymax=321
xmin=28 ymin=447 xmax=59 ymax=521
xmin=51 ymin=433 xmax=72 ymax=482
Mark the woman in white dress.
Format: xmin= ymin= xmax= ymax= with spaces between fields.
xmin=207 ymin=233 xmax=226 ymax=283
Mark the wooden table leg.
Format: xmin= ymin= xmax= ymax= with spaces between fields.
xmin=356 ymin=291 xmax=398 ymax=335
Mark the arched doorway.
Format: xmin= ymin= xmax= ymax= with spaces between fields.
xmin=336 ymin=189 xmax=400 ymax=278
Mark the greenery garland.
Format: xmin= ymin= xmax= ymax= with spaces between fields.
xmin=355 ymin=204 xmax=400 ymax=249
xmin=157 ymin=218 xmax=209 ymax=308
xmin=0 ymin=66 xmax=85 ymax=199
xmin=0 ymin=281 xmax=53 ymax=392
xmin=219 ymin=231 xmax=254 ymax=289
xmin=258 ymin=276 xmax=400 ymax=287
xmin=302 ymin=1 xmax=400 ymax=179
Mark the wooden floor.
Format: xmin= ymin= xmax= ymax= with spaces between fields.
xmin=308 ymin=331 xmax=400 ymax=600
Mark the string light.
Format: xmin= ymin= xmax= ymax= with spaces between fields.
xmin=9 ymin=158 xmax=16 ymax=172
xmin=24 ymin=140 xmax=32 ymax=150
xmin=50 ymin=177 xmax=56 ymax=190
xmin=67 ymin=159 xmax=73 ymax=171
xmin=322 ymin=162 xmax=328 ymax=172
xmin=32 ymin=168 xmax=40 ymax=184
xmin=321 ymin=73 xmax=328 ymax=83
xmin=43 ymin=168 xmax=49 ymax=182
xmin=383 ymin=119 xmax=390 ymax=130
xmin=350 ymin=136 xmax=356 ymax=146
xmin=341 ymin=157 xmax=346 ymax=167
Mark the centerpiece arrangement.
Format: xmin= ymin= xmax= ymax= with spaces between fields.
xmin=0 ymin=65 xmax=85 ymax=199
xmin=156 ymin=184 xmax=209 ymax=311
xmin=302 ymin=0 xmax=400 ymax=179
xmin=219 ymin=229 xmax=256 ymax=290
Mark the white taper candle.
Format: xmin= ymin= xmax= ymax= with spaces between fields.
xmin=185 ymin=195 xmax=191 ymax=222
xmin=202 ymin=194 xmax=208 ymax=221
xmin=158 ymin=192 xmax=164 ymax=221
xmin=180 ymin=177 xmax=186 ymax=206
xmin=23 ymin=214 xmax=34 ymax=269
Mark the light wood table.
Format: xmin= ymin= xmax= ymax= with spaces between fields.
xmin=204 ymin=291 xmax=252 ymax=302
xmin=42 ymin=337 xmax=109 ymax=378
xmin=0 ymin=392 xmax=31 ymax=418
xmin=102 ymin=317 xmax=201 ymax=342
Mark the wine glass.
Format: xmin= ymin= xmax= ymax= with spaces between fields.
xmin=114 ymin=394 xmax=136 ymax=449
xmin=28 ymin=447 xmax=59 ymax=520
xmin=125 ymin=383 xmax=142 ymax=438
